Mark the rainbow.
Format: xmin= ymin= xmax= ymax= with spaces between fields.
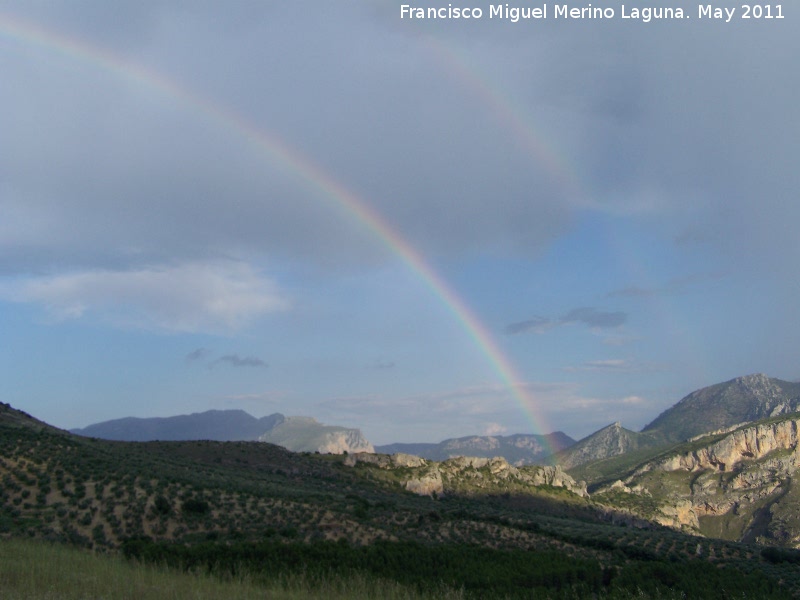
xmin=0 ymin=12 xmax=557 ymax=446
xmin=418 ymin=34 xmax=581 ymax=202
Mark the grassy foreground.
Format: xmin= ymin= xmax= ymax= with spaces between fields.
xmin=0 ymin=538 xmax=463 ymax=600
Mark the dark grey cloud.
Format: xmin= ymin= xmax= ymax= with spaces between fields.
xmin=0 ymin=1 xmax=574 ymax=278
xmin=185 ymin=348 xmax=209 ymax=362
xmin=506 ymin=308 xmax=626 ymax=335
xmin=2 ymin=0 xmax=799 ymax=347
xmin=2 ymin=0 xmax=797 ymax=282
xmin=211 ymin=355 xmax=268 ymax=369
xmin=560 ymin=307 xmax=627 ymax=329
xmin=504 ymin=316 xmax=551 ymax=335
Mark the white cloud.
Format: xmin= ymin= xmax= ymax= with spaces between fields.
xmin=0 ymin=261 xmax=289 ymax=334
xmin=483 ymin=422 xmax=508 ymax=436
xmin=621 ymin=395 xmax=646 ymax=405
xmin=561 ymin=359 xmax=668 ymax=374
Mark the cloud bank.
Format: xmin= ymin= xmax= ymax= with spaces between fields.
xmin=0 ymin=261 xmax=289 ymax=334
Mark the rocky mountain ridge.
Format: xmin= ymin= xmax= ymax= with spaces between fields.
xmin=559 ymin=374 xmax=800 ymax=470
xmin=551 ymin=422 xmax=659 ymax=470
xmin=642 ymin=373 xmax=800 ymax=442
xmin=344 ymin=452 xmax=587 ymax=498
xmin=595 ymin=414 xmax=800 ymax=545
xmin=376 ymin=432 xmax=575 ymax=466
xmin=72 ymin=410 xmax=373 ymax=454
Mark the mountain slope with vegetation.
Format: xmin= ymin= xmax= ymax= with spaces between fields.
xmin=4 ymin=400 xmax=800 ymax=598
xmin=592 ymin=413 xmax=800 ymax=548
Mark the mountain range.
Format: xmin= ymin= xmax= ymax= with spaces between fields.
xmin=71 ymin=409 xmax=284 ymax=442
xmin=71 ymin=373 xmax=800 ymax=469
xmin=8 ymin=372 xmax=800 ymax=593
xmin=554 ymin=373 xmax=800 ymax=470
xmin=73 ymin=410 xmax=574 ymax=463
xmin=9 ymin=398 xmax=796 ymax=597
xmin=71 ymin=411 xmax=374 ymax=454
xmin=376 ymin=432 xmax=575 ymax=466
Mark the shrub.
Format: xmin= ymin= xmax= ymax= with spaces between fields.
xmin=182 ymin=498 xmax=210 ymax=516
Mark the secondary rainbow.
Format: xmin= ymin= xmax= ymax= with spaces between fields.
xmin=0 ymin=13 xmax=556 ymax=444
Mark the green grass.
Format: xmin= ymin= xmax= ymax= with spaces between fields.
xmin=0 ymin=538 xmax=464 ymax=600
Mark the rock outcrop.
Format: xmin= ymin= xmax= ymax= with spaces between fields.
xmin=259 ymin=416 xmax=374 ymax=454
xmin=344 ymin=452 xmax=587 ymax=498
xmin=640 ymin=418 xmax=800 ymax=476
xmin=601 ymin=415 xmax=800 ymax=542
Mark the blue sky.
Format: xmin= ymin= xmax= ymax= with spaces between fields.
xmin=1 ymin=1 xmax=798 ymax=444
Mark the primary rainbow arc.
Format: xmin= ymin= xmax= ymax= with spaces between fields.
xmin=0 ymin=12 xmax=558 ymax=447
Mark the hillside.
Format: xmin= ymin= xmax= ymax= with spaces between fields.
xmin=3 ymin=401 xmax=799 ymax=598
xmin=591 ymin=413 xmax=800 ymax=547
xmin=376 ymin=432 xmax=574 ymax=465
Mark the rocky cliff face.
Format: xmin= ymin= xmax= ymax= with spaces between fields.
xmin=259 ymin=416 xmax=374 ymax=454
xmin=599 ymin=415 xmax=800 ymax=544
xmin=642 ymin=418 xmax=800 ymax=475
xmin=315 ymin=428 xmax=375 ymax=454
xmin=344 ymin=452 xmax=587 ymax=498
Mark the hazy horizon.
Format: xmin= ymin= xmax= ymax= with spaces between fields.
xmin=2 ymin=2 xmax=798 ymax=445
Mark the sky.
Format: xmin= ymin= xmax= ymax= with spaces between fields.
xmin=1 ymin=1 xmax=798 ymax=445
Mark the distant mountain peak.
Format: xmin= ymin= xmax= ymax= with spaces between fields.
xmin=552 ymin=421 xmax=646 ymax=469
xmin=643 ymin=374 xmax=800 ymax=443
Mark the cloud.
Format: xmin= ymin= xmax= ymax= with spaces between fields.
xmin=186 ymin=348 xmax=210 ymax=361
xmin=580 ymin=359 xmax=632 ymax=370
xmin=314 ymin=379 xmax=659 ymax=442
xmin=607 ymin=273 xmax=726 ymax=299
xmin=211 ymin=354 xmax=268 ymax=369
xmin=504 ymin=316 xmax=552 ymax=335
xmin=0 ymin=261 xmax=289 ymax=334
xmin=561 ymin=359 xmax=666 ymax=374
xmin=1 ymin=2 xmax=798 ymax=283
xmin=560 ymin=307 xmax=627 ymax=329
xmin=0 ymin=3 xmax=576 ymax=278
xmin=506 ymin=307 xmax=626 ymax=335
xmin=483 ymin=422 xmax=508 ymax=436
xmin=621 ymin=395 xmax=646 ymax=405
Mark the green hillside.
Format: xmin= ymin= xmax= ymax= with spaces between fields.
xmin=2 ymin=402 xmax=800 ymax=598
